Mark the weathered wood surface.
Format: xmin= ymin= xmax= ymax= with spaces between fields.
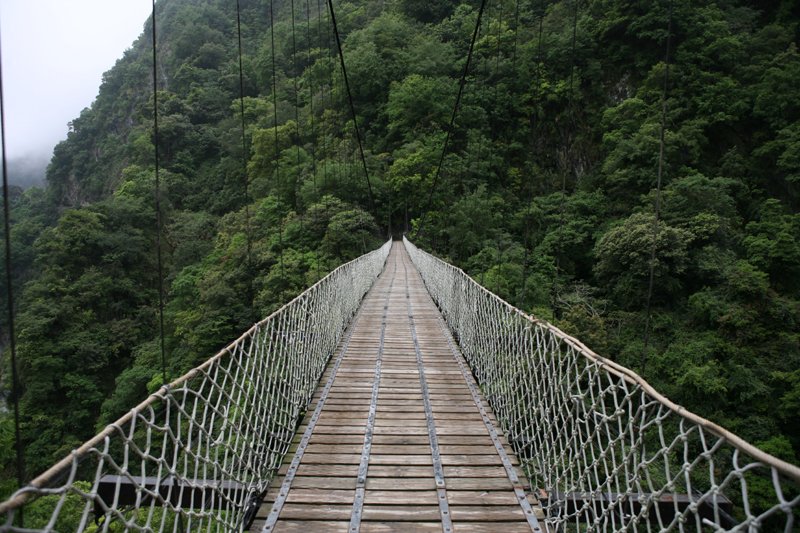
xmin=251 ymin=242 xmax=543 ymax=533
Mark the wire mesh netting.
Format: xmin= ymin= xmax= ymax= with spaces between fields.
xmin=0 ymin=240 xmax=391 ymax=533
xmin=404 ymin=237 xmax=800 ymax=532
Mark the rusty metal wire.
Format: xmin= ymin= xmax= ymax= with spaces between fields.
xmin=0 ymin=240 xmax=391 ymax=533
xmin=404 ymin=236 xmax=800 ymax=532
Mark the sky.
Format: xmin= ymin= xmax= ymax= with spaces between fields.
xmin=0 ymin=0 xmax=152 ymax=182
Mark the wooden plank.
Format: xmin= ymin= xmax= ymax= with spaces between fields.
xmin=362 ymin=506 xmax=442 ymax=521
xmin=449 ymin=506 xmax=527 ymax=521
xmin=271 ymin=476 xmax=357 ymax=490
xmin=360 ymin=523 xmax=443 ymax=533
xmin=269 ymin=521 xmax=350 ymax=533
xmin=366 ymin=444 xmax=432 ymax=455
xmin=284 ymin=464 xmax=357 ymax=477
xmin=280 ymin=464 xmax=512 ymax=479
xmin=373 ymin=418 xmax=429 ymax=426
xmin=263 ymin=522 xmax=458 ymax=533
xmin=366 ymin=490 xmax=532 ymax=506
xmin=372 ymin=426 xmax=489 ymax=436
xmin=364 ymin=477 xmax=516 ymax=492
xmin=365 ymin=478 xmax=436 ymax=490
xmin=271 ymin=504 xmax=441 ymax=521
xmin=443 ymin=466 xmax=509 ymax=478
xmin=263 ymin=489 xmax=354 ymax=504
xmin=299 ymin=453 xmax=362 ymax=465
xmin=300 ymin=444 xmax=363 ymax=454
xmin=369 ymin=454 xmax=432 ymax=466
xmin=450 ymin=523 xmax=535 ymax=533
xmin=440 ymin=454 xmax=503 ymax=466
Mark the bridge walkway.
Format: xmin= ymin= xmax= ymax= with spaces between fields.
xmin=251 ymin=242 xmax=544 ymax=532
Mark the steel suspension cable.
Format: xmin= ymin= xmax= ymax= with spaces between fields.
xmin=512 ymin=0 xmax=520 ymax=64
xmin=151 ymin=0 xmax=167 ymax=384
xmin=236 ymin=0 xmax=253 ymax=269
xmin=520 ymin=0 xmax=546 ymax=309
xmin=325 ymin=0 xmax=375 ymax=214
xmin=305 ymin=0 xmax=318 ymax=191
xmin=270 ymin=0 xmax=279 ymax=178
xmin=0 ymin=31 xmax=26 ymax=522
xmin=552 ymin=0 xmax=579 ymax=317
xmin=414 ymin=0 xmax=488 ymax=239
xmin=492 ymin=0 xmax=504 ymax=117
xmin=316 ymin=0 xmax=329 ymax=186
xmin=327 ymin=3 xmax=342 ymax=188
xmin=290 ymin=0 xmax=302 ymax=178
xmin=268 ymin=0 xmax=286 ymax=279
xmin=641 ymin=0 xmax=674 ymax=375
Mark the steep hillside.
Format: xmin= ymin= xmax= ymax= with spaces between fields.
xmin=2 ymin=0 xmax=799 ymax=490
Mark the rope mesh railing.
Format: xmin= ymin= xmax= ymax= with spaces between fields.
xmin=0 ymin=239 xmax=391 ymax=533
xmin=403 ymin=237 xmax=800 ymax=532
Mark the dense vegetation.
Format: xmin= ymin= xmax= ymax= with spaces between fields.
xmin=2 ymin=0 xmax=799 ymax=495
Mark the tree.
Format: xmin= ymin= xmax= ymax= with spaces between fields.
xmin=594 ymin=212 xmax=692 ymax=309
xmin=387 ymin=75 xmax=454 ymax=141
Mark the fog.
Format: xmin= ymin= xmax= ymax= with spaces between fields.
xmin=0 ymin=0 xmax=152 ymax=187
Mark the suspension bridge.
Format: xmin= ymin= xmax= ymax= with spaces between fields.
xmin=2 ymin=0 xmax=800 ymax=531
xmin=0 ymin=238 xmax=798 ymax=531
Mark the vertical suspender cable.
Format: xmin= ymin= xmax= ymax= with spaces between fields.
xmin=317 ymin=0 xmax=330 ymax=186
xmin=305 ymin=0 xmax=318 ymax=191
xmin=511 ymin=0 xmax=520 ymax=65
xmin=492 ymin=1 xmax=503 ymax=117
xmin=290 ymin=0 xmax=302 ymax=182
xmin=326 ymin=0 xmax=375 ymax=215
xmin=520 ymin=0 xmax=545 ymax=309
xmin=328 ymin=7 xmax=340 ymax=188
xmin=641 ymin=0 xmax=673 ymax=375
xmin=415 ymin=0 xmax=488 ymax=239
xmin=0 ymin=32 xmax=26 ymax=521
xmin=270 ymin=0 xmax=280 ymax=179
xmin=472 ymin=4 xmax=485 ymax=106
xmin=552 ymin=0 xmax=579 ymax=317
xmin=327 ymin=3 xmax=341 ymax=188
xmin=269 ymin=0 xmax=285 ymax=278
xmin=236 ymin=0 xmax=253 ymax=270
xmin=565 ymin=0 xmax=579 ymax=180
xmin=290 ymin=0 xmax=303 ymax=213
xmin=151 ymin=0 xmax=167 ymax=384
xmin=316 ymin=0 xmax=329 ymax=187
xmin=317 ymin=0 xmax=328 ymax=187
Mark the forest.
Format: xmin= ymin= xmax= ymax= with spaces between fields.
xmin=1 ymin=0 xmax=799 ymax=498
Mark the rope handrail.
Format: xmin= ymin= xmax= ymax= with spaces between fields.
xmin=403 ymin=236 xmax=799 ymax=531
xmin=0 ymin=240 xmax=392 ymax=531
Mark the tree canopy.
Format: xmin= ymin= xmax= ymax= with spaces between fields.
xmin=2 ymin=0 xmax=799 ymax=491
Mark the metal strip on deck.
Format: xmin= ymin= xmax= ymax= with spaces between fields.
xmin=435 ymin=313 xmax=543 ymax=532
xmin=252 ymin=242 xmax=543 ymax=533
xmin=260 ymin=275 xmax=371 ymax=532
xmin=404 ymin=259 xmax=454 ymax=533
xmin=350 ymin=254 xmax=397 ymax=532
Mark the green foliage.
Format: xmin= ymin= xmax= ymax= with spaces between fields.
xmin=0 ymin=415 xmax=17 ymax=500
xmin=2 ymin=0 xmax=799 ymax=508
xmin=743 ymin=199 xmax=800 ymax=291
xmin=21 ymin=480 xmax=180 ymax=531
xmin=387 ymin=74 xmax=454 ymax=140
xmin=400 ymin=0 xmax=455 ymax=24
xmin=594 ymin=213 xmax=692 ymax=307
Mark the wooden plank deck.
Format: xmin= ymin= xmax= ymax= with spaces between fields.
xmin=251 ymin=242 xmax=544 ymax=533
